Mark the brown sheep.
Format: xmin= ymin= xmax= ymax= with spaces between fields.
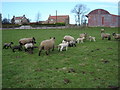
xmin=19 ymin=37 xmax=36 ymax=45
xmin=38 ymin=37 xmax=55 ymax=56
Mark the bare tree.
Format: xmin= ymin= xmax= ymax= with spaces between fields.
xmin=71 ymin=4 xmax=89 ymax=26
xmin=36 ymin=12 xmax=41 ymax=23
xmin=0 ymin=13 xmax=2 ymax=28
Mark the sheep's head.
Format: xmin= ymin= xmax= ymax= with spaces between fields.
xmin=10 ymin=42 xmax=14 ymax=44
xmin=33 ymin=37 xmax=35 ymax=41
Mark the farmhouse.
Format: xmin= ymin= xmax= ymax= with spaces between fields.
xmin=86 ymin=9 xmax=120 ymax=27
xmin=11 ymin=15 xmax=29 ymax=25
xmin=42 ymin=15 xmax=69 ymax=24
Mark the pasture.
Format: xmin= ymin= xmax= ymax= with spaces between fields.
xmin=2 ymin=27 xmax=119 ymax=88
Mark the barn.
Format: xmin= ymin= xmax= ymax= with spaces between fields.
xmin=86 ymin=9 xmax=120 ymax=27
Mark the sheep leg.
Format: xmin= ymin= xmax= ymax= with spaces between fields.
xmin=60 ymin=46 xmax=63 ymax=51
xmin=74 ymin=44 xmax=76 ymax=47
xmin=46 ymin=50 xmax=49 ymax=55
xmin=58 ymin=46 xmax=60 ymax=51
xmin=66 ymin=47 xmax=68 ymax=51
xmin=81 ymin=40 xmax=83 ymax=43
xmin=12 ymin=49 xmax=15 ymax=52
xmin=52 ymin=45 xmax=54 ymax=51
xmin=25 ymin=48 xmax=28 ymax=52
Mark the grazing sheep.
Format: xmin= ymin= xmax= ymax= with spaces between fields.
xmin=63 ymin=35 xmax=76 ymax=47
xmin=19 ymin=37 xmax=36 ymax=45
xmin=11 ymin=45 xmax=23 ymax=52
xmin=80 ymin=33 xmax=87 ymax=40
xmin=63 ymin=35 xmax=75 ymax=42
xmin=58 ymin=41 xmax=69 ymax=51
xmin=89 ymin=36 xmax=96 ymax=42
xmin=112 ymin=32 xmax=120 ymax=40
xmin=101 ymin=31 xmax=111 ymax=40
xmin=38 ymin=37 xmax=55 ymax=56
xmin=3 ymin=42 xmax=14 ymax=49
xmin=76 ymin=37 xmax=85 ymax=43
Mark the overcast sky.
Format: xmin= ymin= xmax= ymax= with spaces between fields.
xmin=1 ymin=0 xmax=119 ymax=24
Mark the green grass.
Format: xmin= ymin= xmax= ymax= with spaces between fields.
xmin=2 ymin=27 xmax=119 ymax=88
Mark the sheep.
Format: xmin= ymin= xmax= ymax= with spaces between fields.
xmin=80 ymin=33 xmax=87 ymax=40
xmin=63 ymin=35 xmax=75 ymax=42
xmin=69 ymin=40 xmax=76 ymax=47
xmin=101 ymin=29 xmax=105 ymax=33
xmin=76 ymin=37 xmax=85 ymax=43
xmin=3 ymin=42 xmax=14 ymax=49
xmin=24 ymin=43 xmax=34 ymax=52
xmin=11 ymin=45 xmax=23 ymax=52
xmin=89 ymin=36 xmax=96 ymax=42
xmin=101 ymin=31 xmax=111 ymax=40
xmin=58 ymin=41 xmax=69 ymax=51
xmin=38 ymin=37 xmax=55 ymax=56
xmin=63 ymin=35 xmax=76 ymax=47
xmin=19 ymin=37 xmax=36 ymax=45
xmin=112 ymin=32 xmax=120 ymax=40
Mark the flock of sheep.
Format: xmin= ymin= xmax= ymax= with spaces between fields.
xmin=3 ymin=28 xmax=120 ymax=55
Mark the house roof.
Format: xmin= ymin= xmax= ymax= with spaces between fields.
xmin=48 ymin=15 xmax=69 ymax=19
xmin=15 ymin=17 xmax=23 ymax=20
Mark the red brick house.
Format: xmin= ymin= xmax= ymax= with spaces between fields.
xmin=86 ymin=9 xmax=120 ymax=27
xmin=42 ymin=15 xmax=69 ymax=24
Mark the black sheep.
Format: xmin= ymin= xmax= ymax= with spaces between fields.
xmin=3 ymin=42 xmax=14 ymax=49
xmin=11 ymin=45 xmax=23 ymax=52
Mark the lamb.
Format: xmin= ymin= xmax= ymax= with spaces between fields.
xmin=63 ymin=35 xmax=76 ymax=47
xmin=38 ymin=37 xmax=55 ymax=56
xmin=69 ymin=40 xmax=76 ymax=47
xmin=58 ymin=41 xmax=69 ymax=51
xmin=3 ymin=42 xmax=14 ymax=49
xmin=24 ymin=43 xmax=34 ymax=52
xmin=19 ymin=37 xmax=36 ymax=45
xmin=76 ymin=37 xmax=85 ymax=43
xmin=89 ymin=36 xmax=96 ymax=42
xmin=112 ymin=32 xmax=120 ymax=40
xmin=101 ymin=31 xmax=111 ymax=40
xmin=11 ymin=45 xmax=23 ymax=52
xmin=80 ymin=33 xmax=87 ymax=39
xmin=101 ymin=28 xmax=105 ymax=32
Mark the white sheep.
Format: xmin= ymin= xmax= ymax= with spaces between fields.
xmin=63 ymin=35 xmax=75 ymax=42
xmin=63 ymin=35 xmax=76 ymax=47
xmin=89 ymin=36 xmax=96 ymax=42
xmin=58 ymin=42 xmax=69 ymax=51
xmin=19 ymin=37 xmax=36 ymax=45
xmin=76 ymin=37 xmax=85 ymax=43
xmin=38 ymin=37 xmax=55 ymax=56
xmin=80 ymin=33 xmax=87 ymax=40
xmin=24 ymin=43 xmax=34 ymax=52
xmin=101 ymin=32 xmax=111 ymax=40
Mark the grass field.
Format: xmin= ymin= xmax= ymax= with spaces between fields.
xmin=2 ymin=27 xmax=119 ymax=88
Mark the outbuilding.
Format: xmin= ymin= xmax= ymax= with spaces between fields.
xmin=86 ymin=9 xmax=120 ymax=27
